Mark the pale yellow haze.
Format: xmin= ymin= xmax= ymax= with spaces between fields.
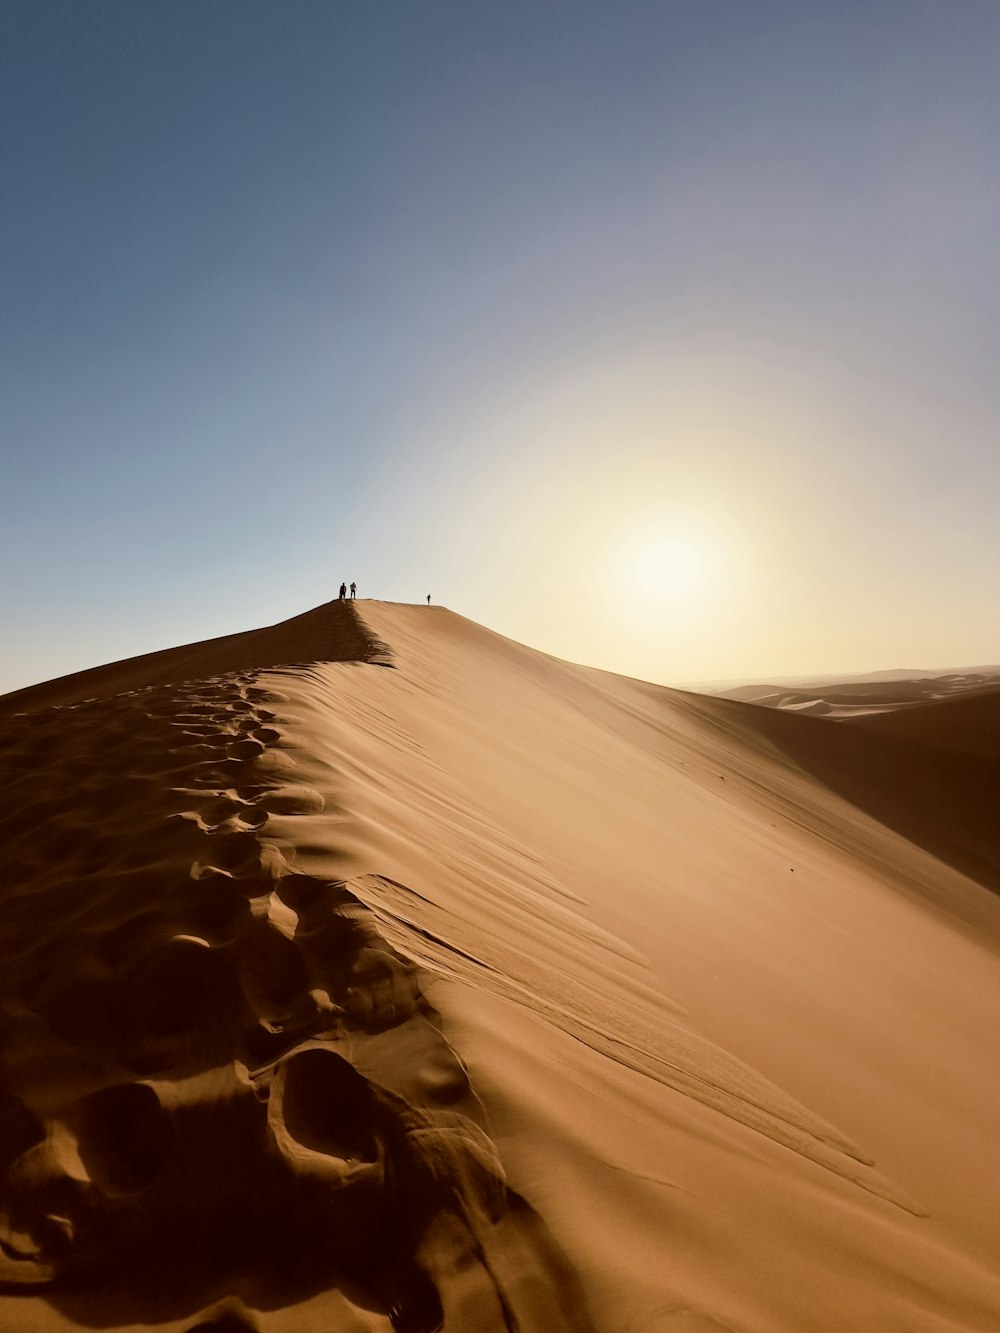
xmin=393 ymin=347 xmax=997 ymax=687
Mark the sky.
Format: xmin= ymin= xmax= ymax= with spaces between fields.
xmin=3 ymin=0 xmax=999 ymax=692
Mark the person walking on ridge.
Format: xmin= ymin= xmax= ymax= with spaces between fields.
xmin=339 ymin=582 xmax=346 ymax=601
xmin=350 ymin=582 xmax=356 ymax=599
xmin=426 ymin=594 xmax=431 ymax=605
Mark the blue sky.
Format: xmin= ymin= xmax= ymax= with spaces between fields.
xmin=3 ymin=1 xmax=999 ymax=690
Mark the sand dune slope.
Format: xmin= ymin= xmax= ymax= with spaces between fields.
xmin=695 ymin=690 xmax=1000 ymax=906
xmin=0 ymin=600 xmax=389 ymax=716
xmin=849 ymin=686 xmax=1000 ymax=758
xmin=1 ymin=601 xmax=999 ymax=1333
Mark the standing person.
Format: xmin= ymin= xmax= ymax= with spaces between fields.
xmin=426 ymin=594 xmax=431 ymax=605
xmin=339 ymin=582 xmax=346 ymax=601
xmin=350 ymin=582 xmax=356 ymax=599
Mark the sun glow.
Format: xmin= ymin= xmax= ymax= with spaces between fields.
xmin=634 ymin=538 xmax=704 ymax=598
xmin=617 ymin=523 xmax=715 ymax=606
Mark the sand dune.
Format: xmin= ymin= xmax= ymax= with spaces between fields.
xmin=1 ymin=601 xmax=999 ymax=1332
xmin=0 ymin=600 xmax=391 ymax=716
xmin=850 ymin=686 xmax=1000 ymax=758
xmin=718 ymin=667 xmax=1000 ymax=719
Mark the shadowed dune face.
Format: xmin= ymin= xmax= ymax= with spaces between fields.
xmin=707 ymin=666 xmax=1000 ymax=908
xmin=686 ymin=689 xmax=1000 ymax=911
xmin=850 ymin=684 xmax=1000 ymax=758
xmin=0 ymin=654 xmax=593 ymax=1332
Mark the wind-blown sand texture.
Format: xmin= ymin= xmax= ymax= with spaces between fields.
xmin=1 ymin=600 xmax=999 ymax=1332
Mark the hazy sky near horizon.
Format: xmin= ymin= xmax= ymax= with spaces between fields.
xmin=3 ymin=0 xmax=999 ymax=692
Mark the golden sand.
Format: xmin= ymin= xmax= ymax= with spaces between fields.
xmin=1 ymin=600 xmax=997 ymax=1331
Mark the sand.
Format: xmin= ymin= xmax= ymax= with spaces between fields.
xmin=717 ymin=667 xmax=1000 ymax=719
xmin=1 ymin=599 xmax=998 ymax=1332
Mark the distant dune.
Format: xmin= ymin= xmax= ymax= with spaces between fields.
xmin=1 ymin=601 xmax=999 ymax=1332
xmin=716 ymin=666 xmax=1000 ymax=719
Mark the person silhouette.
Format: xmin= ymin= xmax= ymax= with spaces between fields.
xmin=426 ymin=594 xmax=431 ymax=605
xmin=350 ymin=582 xmax=356 ymax=599
xmin=339 ymin=582 xmax=346 ymax=601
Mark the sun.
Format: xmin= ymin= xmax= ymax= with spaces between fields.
xmin=634 ymin=538 xmax=704 ymax=599
xmin=608 ymin=515 xmax=729 ymax=621
xmin=618 ymin=524 xmax=710 ymax=604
